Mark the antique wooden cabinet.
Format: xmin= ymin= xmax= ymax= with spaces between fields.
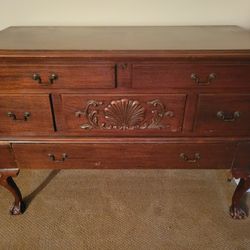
xmin=0 ymin=26 xmax=250 ymax=219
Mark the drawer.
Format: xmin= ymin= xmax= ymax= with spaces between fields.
xmin=132 ymin=63 xmax=250 ymax=89
xmin=60 ymin=94 xmax=187 ymax=135
xmin=13 ymin=142 xmax=235 ymax=169
xmin=195 ymin=94 xmax=250 ymax=134
xmin=232 ymin=142 xmax=250 ymax=178
xmin=0 ymin=94 xmax=54 ymax=135
xmin=0 ymin=144 xmax=16 ymax=168
xmin=0 ymin=63 xmax=116 ymax=89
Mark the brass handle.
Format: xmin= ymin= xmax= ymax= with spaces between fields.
xmin=48 ymin=153 xmax=68 ymax=163
xmin=32 ymin=73 xmax=42 ymax=83
xmin=32 ymin=73 xmax=58 ymax=86
xmin=49 ymin=73 xmax=58 ymax=84
xmin=7 ymin=112 xmax=31 ymax=121
xmin=191 ymin=73 xmax=216 ymax=85
xmin=216 ymin=111 xmax=240 ymax=122
xmin=180 ymin=153 xmax=200 ymax=163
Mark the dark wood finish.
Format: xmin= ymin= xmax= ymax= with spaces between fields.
xmin=0 ymin=63 xmax=116 ymax=90
xmin=13 ymin=142 xmax=235 ymax=169
xmin=0 ymin=168 xmax=24 ymax=215
xmin=182 ymin=93 xmax=198 ymax=132
xmin=0 ymin=94 xmax=54 ymax=135
xmin=230 ymin=177 xmax=250 ymax=219
xmin=0 ymin=26 xmax=250 ymax=218
xmin=0 ymin=144 xmax=16 ymax=168
xmin=132 ymin=63 xmax=250 ymax=89
xmin=232 ymin=142 xmax=250 ymax=179
xmin=116 ymin=63 xmax=132 ymax=89
xmin=230 ymin=142 xmax=250 ymax=219
xmin=195 ymin=94 xmax=250 ymax=135
xmin=61 ymin=94 xmax=186 ymax=135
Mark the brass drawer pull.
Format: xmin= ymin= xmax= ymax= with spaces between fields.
xmin=180 ymin=153 xmax=200 ymax=163
xmin=32 ymin=73 xmax=58 ymax=86
xmin=7 ymin=112 xmax=31 ymax=121
xmin=48 ymin=153 xmax=68 ymax=163
xmin=49 ymin=73 xmax=58 ymax=84
xmin=32 ymin=73 xmax=42 ymax=83
xmin=216 ymin=111 xmax=240 ymax=122
xmin=191 ymin=73 xmax=216 ymax=85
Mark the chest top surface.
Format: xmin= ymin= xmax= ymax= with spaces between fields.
xmin=0 ymin=26 xmax=250 ymax=52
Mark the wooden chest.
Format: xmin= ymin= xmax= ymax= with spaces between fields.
xmin=0 ymin=26 xmax=250 ymax=219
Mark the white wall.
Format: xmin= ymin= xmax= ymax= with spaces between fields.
xmin=0 ymin=0 xmax=250 ymax=31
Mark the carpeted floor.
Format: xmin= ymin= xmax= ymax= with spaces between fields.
xmin=0 ymin=169 xmax=249 ymax=250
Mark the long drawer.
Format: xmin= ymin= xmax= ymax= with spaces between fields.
xmin=0 ymin=63 xmax=116 ymax=89
xmin=132 ymin=63 xmax=250 ymax=89
xmin=13 ymin=142 xmax=236 ymax=169
xmin=0 ymin=144 xmax=16 ymax=168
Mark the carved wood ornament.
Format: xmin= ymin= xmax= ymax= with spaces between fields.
xmin=75 ymin=98 xmax=174 ymax=130
xmin=0 ymin=169 xmax=24 ymax=215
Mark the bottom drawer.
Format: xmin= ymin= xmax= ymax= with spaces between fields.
xmin=13 ymin=142 xmax=236 ymax=169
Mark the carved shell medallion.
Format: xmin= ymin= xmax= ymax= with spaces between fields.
xmin=76 ymin=98 xmax=174 ymax=130
xmin=104 ymin=99 xmax=145 ymax=129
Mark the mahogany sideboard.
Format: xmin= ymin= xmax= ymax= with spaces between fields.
xmin=0 ymin=26 xmax=250 ymax=219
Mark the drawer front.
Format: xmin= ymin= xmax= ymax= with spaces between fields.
xmin=0 ymin=95 xmax=54 ymax=135
xmin=13 ymin=142 xmax=235 ymax=169
xmin=60 ymin=94 xmax=187 ymax=135
xmin=232 ymin=142 xmax=250 ymax=178
xmin=0 ymin=144 xmax=16 ymax=168
xmin=195 ymin=94 xmax=250 ymax=134
xmin=0 ymin=63 xmax=115 ymax=89
xmin=132 ymin=63 xmax=250 ymax=89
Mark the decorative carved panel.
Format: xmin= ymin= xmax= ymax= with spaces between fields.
xmin=75 ymin=98 xmax=174 ymax=130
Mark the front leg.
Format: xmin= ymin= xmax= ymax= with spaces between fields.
xmin=230 ymin=177 xmax=250 ymax=219
xmin=0 ymin=168 xmax=24 ymax=215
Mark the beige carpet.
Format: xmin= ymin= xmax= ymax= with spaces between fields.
xmin=0 ymin=169 xmax=250 ymax=250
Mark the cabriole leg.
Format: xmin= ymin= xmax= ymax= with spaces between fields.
xmin=0 ymin=168 xmax=24 ymax=215
xmin=230 ymin=177 xmax=250 ymax=219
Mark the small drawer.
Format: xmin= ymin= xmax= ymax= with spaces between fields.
xmin=0 ymin=63 xmax=116 ymax=89
xmin=13 ymin=142 xmax=235 ymax=169
xmin=0 ymin=144 xmax=16 ymax=168
xmin=0 ymin=94 xmax=54 ymax=135
xmin=232 ymin=142 xmax=250 ymax=178
xmin=132 ymin=63 xmax=250 ymax=89
xmin=60 ymin=94 xmax=187 ymax=136
xmin=195 ymin=94 xmax=250 ymax=135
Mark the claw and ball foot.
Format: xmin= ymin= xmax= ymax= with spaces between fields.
xmin=0 ymin=169 xmax=24 ymax=215
xmin=230 ymin=177 xmax=250 ymax=219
